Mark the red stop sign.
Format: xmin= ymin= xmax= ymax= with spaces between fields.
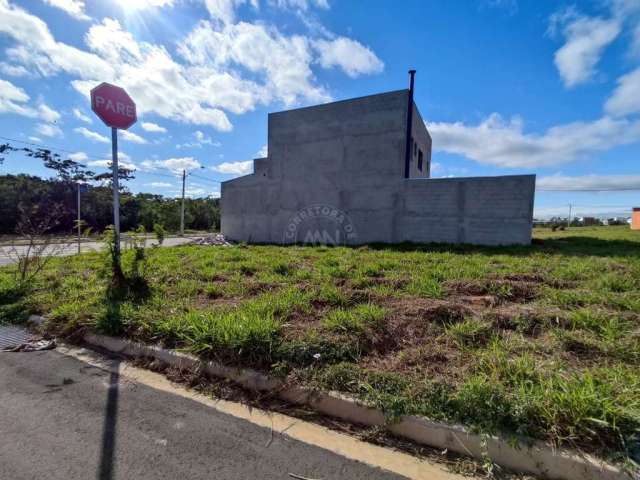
xmin=90 ymin=82 xmax=137 ymax=130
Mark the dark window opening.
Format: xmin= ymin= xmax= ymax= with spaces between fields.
xmin=418 ymin=149 xmax=423 ymax=171
xmin=413 ymin=140 xmax=417 ymax=156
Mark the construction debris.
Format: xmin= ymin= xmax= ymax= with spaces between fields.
xmin=190 ymin=234 xmax=233 ymax=246
xmin=2 ymin=338 xmax=56 ymax=352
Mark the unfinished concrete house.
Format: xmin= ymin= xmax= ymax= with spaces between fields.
xmin=221 ymin=73 xmax=535 ymax=246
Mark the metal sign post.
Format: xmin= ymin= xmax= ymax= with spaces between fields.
xmin=111 ymin=127 xmax=120 ymax=258
xmin=77 ymin=182 xmax=81 ymax=254
xmin=90 ymin=82 xmax=137 ymax=269
xmin=180 ymin=169 xmax=186 ymax=236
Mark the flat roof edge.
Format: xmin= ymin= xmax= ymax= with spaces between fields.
xmin=269 ymin=89 xmax=408 ymax=117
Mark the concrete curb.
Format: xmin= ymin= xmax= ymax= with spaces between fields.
xmin=28 ymin=315 xmax=631 ymax=480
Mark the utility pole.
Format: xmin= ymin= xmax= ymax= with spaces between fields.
xmin=567 ymin=203 xmax=572 ymax=228
xmin=180 ymin=169 xmax=186 ymax=236
xmin=77 ymin=182 xmax=81 ymax=254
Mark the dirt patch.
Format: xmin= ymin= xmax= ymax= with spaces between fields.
xmin=483 ymin=305 xmax=566 ymax=335
xmin=245 ymin=281 xmax=279 ymax=296
xmin=362 ymin=342 xmax=472 ymax=385
xmin=194 ymin=294 xmax=241 ymax=309
xmin=379 ymin=297 xmax=475 ymax=329
xmin=444 ymin=279 xmax=538 ymax=303
xmin=353 ymin=297 xmax=476 ymax=380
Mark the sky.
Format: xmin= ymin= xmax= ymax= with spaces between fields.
xmin=0 ymin=0 xmax=639 ymax=218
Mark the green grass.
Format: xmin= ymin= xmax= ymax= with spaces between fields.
xmin=322 ymin=304 xmax=387 ymax=333
xmin=1 ymin=225 xmax=639 ymax=464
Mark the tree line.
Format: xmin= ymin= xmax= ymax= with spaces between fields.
xmin=0 ymin=144 xmax=219 ymax=235
xmin=0 ymin=174 xmax=219 ymax=234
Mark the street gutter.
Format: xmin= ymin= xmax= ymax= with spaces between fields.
xmin=28 ymin=315 xmax=633 ymax=480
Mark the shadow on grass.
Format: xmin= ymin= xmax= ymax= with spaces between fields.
xmin=361 ymin=236 xmax=640 ymax=258
xmin=0 ymin=284 xmax=29 ymax=325
xmin=248 ymin=234 xmax=639 ymax=258
xmin=96 ymin=275 xmax=151 ymax=336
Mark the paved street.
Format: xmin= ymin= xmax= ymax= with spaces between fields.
xmin=0 ymin=346 xmax=430 ymax=480
xmin=0 ymin=236 xmax=201 ymax=266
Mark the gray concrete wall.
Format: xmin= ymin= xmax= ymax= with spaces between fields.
xmin=221 ymin=90 xmax=535 ymax=246
xmin=408 ymin=104 xmax=432 ymax=178
xmin=397 ymin=175 xmax=535 ymax=245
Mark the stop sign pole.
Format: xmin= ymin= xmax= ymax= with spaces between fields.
xmin=111 ymin=126 xmax=120 ymax=257
xmin=90 ymin=83 xmax=137 ymax=267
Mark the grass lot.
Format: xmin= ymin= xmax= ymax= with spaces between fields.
xmin=1 ymin=225 xmax=639 ymax=464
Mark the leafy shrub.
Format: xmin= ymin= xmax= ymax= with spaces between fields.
xmin=153 ymin=223 xmax=166 ymax=245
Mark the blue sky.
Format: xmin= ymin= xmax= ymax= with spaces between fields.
xmin=0 ymin=0 xmax=639 ymax=218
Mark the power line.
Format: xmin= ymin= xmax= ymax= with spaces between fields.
xmin=0 ymin=135 xmax=224 ymax=184
xmin=190 ymin=172 xmax=222 ymax=184
xmin=0 ymin=135 xmax=113 ymax=166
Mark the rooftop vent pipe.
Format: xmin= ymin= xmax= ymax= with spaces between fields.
xmin=404 ymin=69 xmax=416 ymax=179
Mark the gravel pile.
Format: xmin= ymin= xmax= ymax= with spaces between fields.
xmin=191 ymin=234 xmax=233 ymax=246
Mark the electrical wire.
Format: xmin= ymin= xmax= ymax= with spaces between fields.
xmin=0 ymin=134 xmax=225 ymax=186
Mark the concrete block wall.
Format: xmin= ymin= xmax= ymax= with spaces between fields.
xmin=222 ymin=174 xmax=535 ymax=246
xmin=398 ymin=175 xmax=535 ymax=245
xmin=408 ymin=104 xmax=432 ymax=178
xmin=221 ymin=90 xmax=536 ymax=246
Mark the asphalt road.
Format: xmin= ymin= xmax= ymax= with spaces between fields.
xmin=0 ymin=348 xmax=409 ymax=480
xmin=0 ymin=236 xmax=200 ymax=266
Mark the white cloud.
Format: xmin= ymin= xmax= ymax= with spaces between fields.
xmin=42 ymin=0 xmax=90 ymax=21
xmin=428 ymin=113 xmax=640 ymax=168
xmin=177 ymin=130 xmax=221 ymax=148
xmin=28 ymin=136 xmax=42 ymax=142
xmin=0 ymin=78 xmax=33 ymax=117
xmin=0 ymin=62 xmax=30 ymax=77
xmin=120 ymin=129 xmax=147 ymax=144
xmin=0 ymin=1 xmax=113 ymax=79
xmin=537 ymin=173 xmax=640 ymax=191
xmin=0 ymin=78 xmax=60 ymax=126
xmin=178 ymin=20 xmax=331 ymax=108
xmin=68 ymin=151 xmax=88 ymax=162
xmin=148 ymin=182 xmax=172 ymax=187
xmin=204 ymin=0 xmax=258 ymax=24
xmin=549 ymin=8 xmax=621 ymax=88
xmin=212 ymin=160 xmax=253 ymax=175
xmin=269 ymin=0 xmax=329 ymax=11
xmin=140 ymin=156 xmax=202 ymax=173
xmin=605 ymin=67 xmax=640 ymax=117
xmin=313 ymin=37 xmax=384 ymax=77
xmin=203 ymin=0 xmax=327 ymax=24
xmin=38 ymin=102 xmax=60 ymax=123
xmin=141 ymin=121 xmax=166 ymax=133
xmin=75 ymin=18 xmax=233 ymax=131
xmin=74 ymin=126 xmax=109 ymax=143
xmin=84 ymin=17 xmax=142 ymax=64
xmin=257 ymin=144 xmax=267 ymax=157
xmin=35 ymin=122 xmax=62 ymax=137
xmin=88 ymin=158 xmax=137 ymax=170
xmin=1 ymin=2 xmax=382 ymax=133
xmin=73 ymin=107 xmax=91 ymax=123
xmin=185 ymin=186 xmax=207 ymax=196
xmin=161 ymin=156 xmax=202 ymax=172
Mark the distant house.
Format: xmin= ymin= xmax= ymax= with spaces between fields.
xmin=221 ymin=77 xmax=536 ymax=246
xmin=632 ymin=208 xmax=640 ymax=230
